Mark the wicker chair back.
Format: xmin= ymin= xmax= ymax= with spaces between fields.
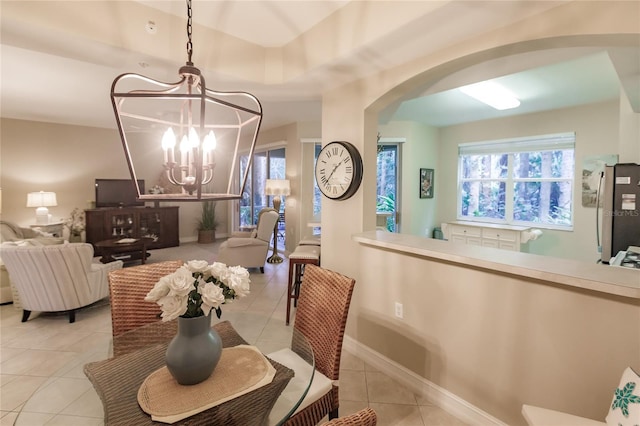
xmin=286 ymin=263 xmax=355 ymax=425
xmin=108 ymin=260 xmax=183 ymax=337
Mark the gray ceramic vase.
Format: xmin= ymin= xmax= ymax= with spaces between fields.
xmin=165 ymin=314 xmax=222 ymax=385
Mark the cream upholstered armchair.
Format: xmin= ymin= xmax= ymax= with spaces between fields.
xmin=1 ymin=242 xmax=123 ymax=323
xmin=217 ymin=208 xmax=279 ymax=273
xmin=0 ymin=220 xmax=64 ymax=305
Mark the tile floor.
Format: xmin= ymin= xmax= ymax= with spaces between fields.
xmin=0 ymin=242 xmax=467 ymax=426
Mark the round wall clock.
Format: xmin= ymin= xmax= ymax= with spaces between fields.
xmin=314 ymin=141 xmax=363 ymax=200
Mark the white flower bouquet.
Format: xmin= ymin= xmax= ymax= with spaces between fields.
xmin=145 ymin=260 xmax=250 ymax=321
xmin=64 ymin=208 xmax=85 ymax=236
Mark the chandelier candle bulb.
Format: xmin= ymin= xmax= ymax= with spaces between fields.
xmin=162 ymin=128 xmax=176 ymax=163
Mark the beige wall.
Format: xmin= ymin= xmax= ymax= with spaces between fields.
xmin=379 ymin=121 xmax=440 ymax=237
xmin=357 ymin=244 xmax=640 ymax=424
xmin=318 ymin=2 xmax=640 ymax=425
xmin=0 ymin=118 xmax=226 ymax=241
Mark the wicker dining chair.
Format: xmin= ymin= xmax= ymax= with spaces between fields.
xmin=108 ymin=260 xmax=183 ymax=337
xmin=325 ymin=408 xmax=378 ymax=426
xmin=269 ymin=264 xmax=356 ymax=425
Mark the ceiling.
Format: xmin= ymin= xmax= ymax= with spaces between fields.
xmin=1 ymin=1 xmax=638 ymax=132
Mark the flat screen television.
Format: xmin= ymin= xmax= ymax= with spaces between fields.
xmin=95 ymin=179 xmax=145 ymax=208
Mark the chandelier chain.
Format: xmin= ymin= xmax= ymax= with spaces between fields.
xmin=186 ymin=0 xmax=193 ymax=64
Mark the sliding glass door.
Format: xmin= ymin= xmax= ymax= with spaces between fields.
xmin=238 ymin=147 xmax=286 ymax=228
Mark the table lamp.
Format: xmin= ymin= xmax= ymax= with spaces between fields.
xmin=27 ymin=191 xmax=57 ymax=224
xmin=265 ymin=179 xmax=290 ymax=263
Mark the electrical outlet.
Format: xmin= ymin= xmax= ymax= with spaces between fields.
xmin=395 ymin=302 xmax=403 ymax=319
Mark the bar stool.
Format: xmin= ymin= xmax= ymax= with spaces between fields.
xmin=298 ymin=236 xmax=321 ymax=246
xmin=286 ymin=245 xmax=320 ymax=325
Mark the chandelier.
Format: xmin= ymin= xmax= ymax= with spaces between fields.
xmin=110 ymin=0 xmax=262 ymax=202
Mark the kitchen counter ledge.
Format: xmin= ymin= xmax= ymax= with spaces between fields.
xmin=353 ymin=231 xmax=640 ymax=299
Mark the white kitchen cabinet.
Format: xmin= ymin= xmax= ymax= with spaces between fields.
xmin=442 ymin=221 xmax=542 ymax=252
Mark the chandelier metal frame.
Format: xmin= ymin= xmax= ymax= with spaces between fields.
xmin=110 ymin=0 xmax=262 ymax=202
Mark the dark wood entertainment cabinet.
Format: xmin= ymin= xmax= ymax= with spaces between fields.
xmin=85 ymin=206 xmax=179 ymax=254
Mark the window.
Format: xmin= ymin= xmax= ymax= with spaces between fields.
xmin=458 ymin=132 xmax=575 ymax=229
xmin=377 ymin=144 xmax=399 ymax=232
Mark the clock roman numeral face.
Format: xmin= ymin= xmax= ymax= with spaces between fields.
xmin=314 ymin=141 xmax=363 ymax=201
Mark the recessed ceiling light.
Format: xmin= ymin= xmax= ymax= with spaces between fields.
xmin=459 ymin=81 xmax=520 ymax=110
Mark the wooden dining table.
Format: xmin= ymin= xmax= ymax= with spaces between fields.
xmin=83 ymin=320 xmax=314 ymax=426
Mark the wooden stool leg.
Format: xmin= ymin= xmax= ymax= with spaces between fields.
xmin=293 ymin=263 xmax=303 ymax=307
xmin=286 ymin=259 xmax=296 ymax=325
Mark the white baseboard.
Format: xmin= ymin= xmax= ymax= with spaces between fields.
xmin=343 ymin=336 xmax=507 ymax=426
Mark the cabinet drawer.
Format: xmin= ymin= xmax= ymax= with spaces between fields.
xmin=481 ymin=229 xmax=517 ymax=241
xmin=498 ymin=241 xmax=518 ymax=251
xmin=466 ymin=237 xmax=482 ymax=246
xmin=450 ymin=225 xmax=481 ymax=237
xmin=450 ymin=235 xmax=467 ymax=244
xmin=482 ymin=239 xmax=499 ymax=249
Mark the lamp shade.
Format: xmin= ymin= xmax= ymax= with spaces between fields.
xmin=265 ymin=179 xmax=290 ymax=197
xmin=27 ymin=191 xmax=57 ymax=207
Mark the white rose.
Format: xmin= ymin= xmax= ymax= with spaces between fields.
xmin=144 ymin=276 xmax=170 ymax=302
xmin=185 ymin=260 xmax=210 ymax=274
xmin=199 ymin=282 xmax=225 ymax=316
xmin=158 ymin=294 xmax=188 ymax=321
xmin=209 ymin=262 xmax=229 ymax=281
xmin=167 ymin=267 xmax=195 ymax=297
xmin=227 ymin=266 xmax=251 ymax=298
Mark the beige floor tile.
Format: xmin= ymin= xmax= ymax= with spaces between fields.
xmin=0 ymin=349 xmax=77 ymax=376
xmin=419 ymin=405 xmax=468 ymax=425
xmin=369 ymin=402 xmax=425 ymax=426
xmin=0 ymin=374 xmax=20 ymax=387
xmin=13 ymin=411 xmax=53 ymax=426
xmin=0 ymin=346 xmax=26 ymax=363
xmin=21 ymin=377 xmax=92 ymax=414
xmin=62 ymin=330 xmax=111 ymax=354
xmin=340 ymin=370 xmax=369 ymax=402
xmin=60 ymin=387 xmax=104 ymax=418
xmin=366 ymin=371 xmax=418 ymax=405
xmin=341 ymin=350 xmax=366 ymax=371
xmin=0 ymin=411 xmax=19 ymax=426
xmin=0 ymin=375 xmax=48 ymax=411
xmin=46 ymin=414 xmax=104 ymax=425
xmin=28 ymin=331 xmax=92 ymax=351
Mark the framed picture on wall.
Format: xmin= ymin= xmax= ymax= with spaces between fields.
xmin=420 ymin=168 xmax=434 ymax=199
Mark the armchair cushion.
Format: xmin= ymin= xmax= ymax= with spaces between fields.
xmin=224 ymin=237 xmax=269 ymax=249
xmin=0 ymin=221 xmax=38 ymax=242
xmin=230 ymin=231 xmax=254 ymax=238
xmin=216 ymin=209 xmax=279 ymax=271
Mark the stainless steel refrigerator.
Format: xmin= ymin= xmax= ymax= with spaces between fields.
xmin=601 ymin=163 xmax=640 ymax=263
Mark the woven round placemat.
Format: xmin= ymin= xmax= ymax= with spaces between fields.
xmin=137 ymin=345 xmax=276 ymax=424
